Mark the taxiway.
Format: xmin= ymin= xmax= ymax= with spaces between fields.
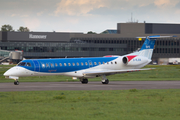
xmin=0 ymin=81 xmax=180 ymax=92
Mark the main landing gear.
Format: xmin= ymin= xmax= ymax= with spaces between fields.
xmin=80 ymin=74 xmax=109 ymax=84
xmin=80 ymin=78 xmax=88 ymax=84
xmin=14 ymin=80 xmax=19 ymax=85
xmin=102 ymin=79 xmax=109 ymax=84
xmin=101 ymin=75 xmax=109 ymax=84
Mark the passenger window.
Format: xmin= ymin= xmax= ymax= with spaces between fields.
xmin=103 ymin=62 xmax=105 ymax=64
xmin=68 ymin=63 xmax=71 ymax=66
xmin=99 ymin=62 xmax=101 ymax=65
xmin=46 ymin=63 xmax=49 ymax=67
xmin=111 ymin=62 xmax=113 ymax=64
xmin=51 ymin=63 xmax=54 ymax=67
xmin=55 ymin=63 xmax=58 ymax=67
xmin=26 ymin=63 xmax=31 ymax=67
xmin=94 ymin=62 xmax=97 ymax=65
xmin=81 ymin=62 xmax=84 ymax=66
xmin=59 ymin=63 xmax=62 ymax=66
xmin=73 ymin=63 xmax=75 ymax=66
xmin=64 ymin=63 xmax=67 ymax=66
xmin=89 ymin=62 xmax=92 ymax=65
xmin=85 ymin=62 xmax=88 ymax=65
xmin=77 ymin=63 xmax=79 ymax=66
xmin=115 ymin=62 xmax=117 ymax=64
xmin=107 ymin=62 xmax=109 ymax=64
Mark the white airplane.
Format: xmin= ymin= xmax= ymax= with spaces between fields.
xmin=3 ymin=35 xmax=174 ymax=85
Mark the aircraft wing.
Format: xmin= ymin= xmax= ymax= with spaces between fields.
xmin=83 ymin=68 xmax=155 ymax=76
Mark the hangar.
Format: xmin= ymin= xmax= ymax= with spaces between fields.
xmin=0 ymin=23 xmax=180 ymax=63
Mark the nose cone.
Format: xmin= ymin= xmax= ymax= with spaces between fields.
xmin=3 ymin=70 xmax=10 ymax=76
xmin=3 ymin=68 xmax=13 ymax=76
xmin=3 ymin=66 xmax=25 ymax=77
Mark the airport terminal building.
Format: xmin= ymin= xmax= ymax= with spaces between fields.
xmin=0 ymin=23 xmax=180 ymax=63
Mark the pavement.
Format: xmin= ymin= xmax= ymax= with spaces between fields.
xmin=0 ymin=81 xmax=180 ymax=92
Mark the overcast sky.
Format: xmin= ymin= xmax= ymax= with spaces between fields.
xmin=0 ymin=0 xmax=180 ymax=33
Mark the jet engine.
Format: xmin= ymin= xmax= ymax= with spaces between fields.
xmin=121 ymin=55 xmax=151 ymax=66
xmin=122 ymin=56 xmax=128 ymax=64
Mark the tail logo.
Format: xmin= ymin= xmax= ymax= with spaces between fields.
xmin=146 ymin=46 xmax=150 ymax=48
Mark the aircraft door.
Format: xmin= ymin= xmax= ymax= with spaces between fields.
xmin=88 ymin=60 xmax=93 ymax=68
xmin=32 ymin=60 xmax=40 ymax=72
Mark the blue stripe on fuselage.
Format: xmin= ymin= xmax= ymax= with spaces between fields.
xmin=19 ymin=57 xmax=118 ymax=73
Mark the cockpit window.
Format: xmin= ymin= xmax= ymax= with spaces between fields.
xmin=26 ymin=63 xmax=31 ymax=67
xmin=17 ymin=62 xmax=26 ymax=66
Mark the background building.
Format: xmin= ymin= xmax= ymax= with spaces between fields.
xmin=0 ymin=23 xmax=180 ymax=64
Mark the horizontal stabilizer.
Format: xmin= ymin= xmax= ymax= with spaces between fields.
xmin=136 ymin=35 xmax=177 ymax=39
xmin=83 ymin=68 xmax=155 ymax=76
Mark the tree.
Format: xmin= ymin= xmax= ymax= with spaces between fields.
xmin=1 ymin=24 xmax=14 ymax=31
xmin=17 ymin=26 xmax=30 ymax=32
xmin=101 ymin=30 xmax=109 ymax=34
xmin=87 ymin=31 xmax=97 ymax=34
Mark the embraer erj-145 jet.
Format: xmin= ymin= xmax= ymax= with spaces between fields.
xmin=4 ymin=35 xmax=175 ymax=85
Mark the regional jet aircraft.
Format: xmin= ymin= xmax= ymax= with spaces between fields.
xmin=3 ymin=35 xmax=175 ymax=85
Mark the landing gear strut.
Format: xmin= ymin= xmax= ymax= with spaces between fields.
xmin=80 ymin=78 xmax=88 ymax=84
xmin=101 ymin=75 xmax=109 ymax=84
xmin=14 ymin=80 xmax=19 ymax=85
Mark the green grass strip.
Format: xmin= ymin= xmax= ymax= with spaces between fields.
xmin=0 ymin=89 xmax=180 ymax=120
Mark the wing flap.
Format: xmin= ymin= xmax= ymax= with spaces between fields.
xmin=83 ymin=68 xmax=155 ymax=75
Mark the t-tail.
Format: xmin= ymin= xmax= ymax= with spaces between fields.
xmin=134 ymin=35 xmax=176 ymax=60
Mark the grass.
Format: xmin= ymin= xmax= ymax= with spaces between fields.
xmin=0 ymin=89 xmax=180 ymax=120
xmin=1 ymin=65 xmax=180 ymax=83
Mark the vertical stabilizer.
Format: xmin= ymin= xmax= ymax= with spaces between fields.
xmin=128 ymin=35 xmax=176 ymax=60
xmin=138 ymin=36 xmax=156 ymax=59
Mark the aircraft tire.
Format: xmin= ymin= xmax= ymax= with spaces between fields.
xmin=14 ymin=81 xmax=19 ymax=85
xmin=102 ymin=79 xmax=109 ymax=84
xmin=81 ymin=79 xmax=88 ymax=84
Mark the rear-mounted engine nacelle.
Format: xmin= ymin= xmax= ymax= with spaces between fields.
xmin=122 ymin=56 xmax=150 ymax=66
xmin=122 ymin=57 xmax=128 ymax=64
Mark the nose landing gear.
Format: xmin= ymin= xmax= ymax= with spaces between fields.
xmin=5 ymin=76 xmax=20 ymax=85
xmin=14 ymin=80 xmax=19 ymax=85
